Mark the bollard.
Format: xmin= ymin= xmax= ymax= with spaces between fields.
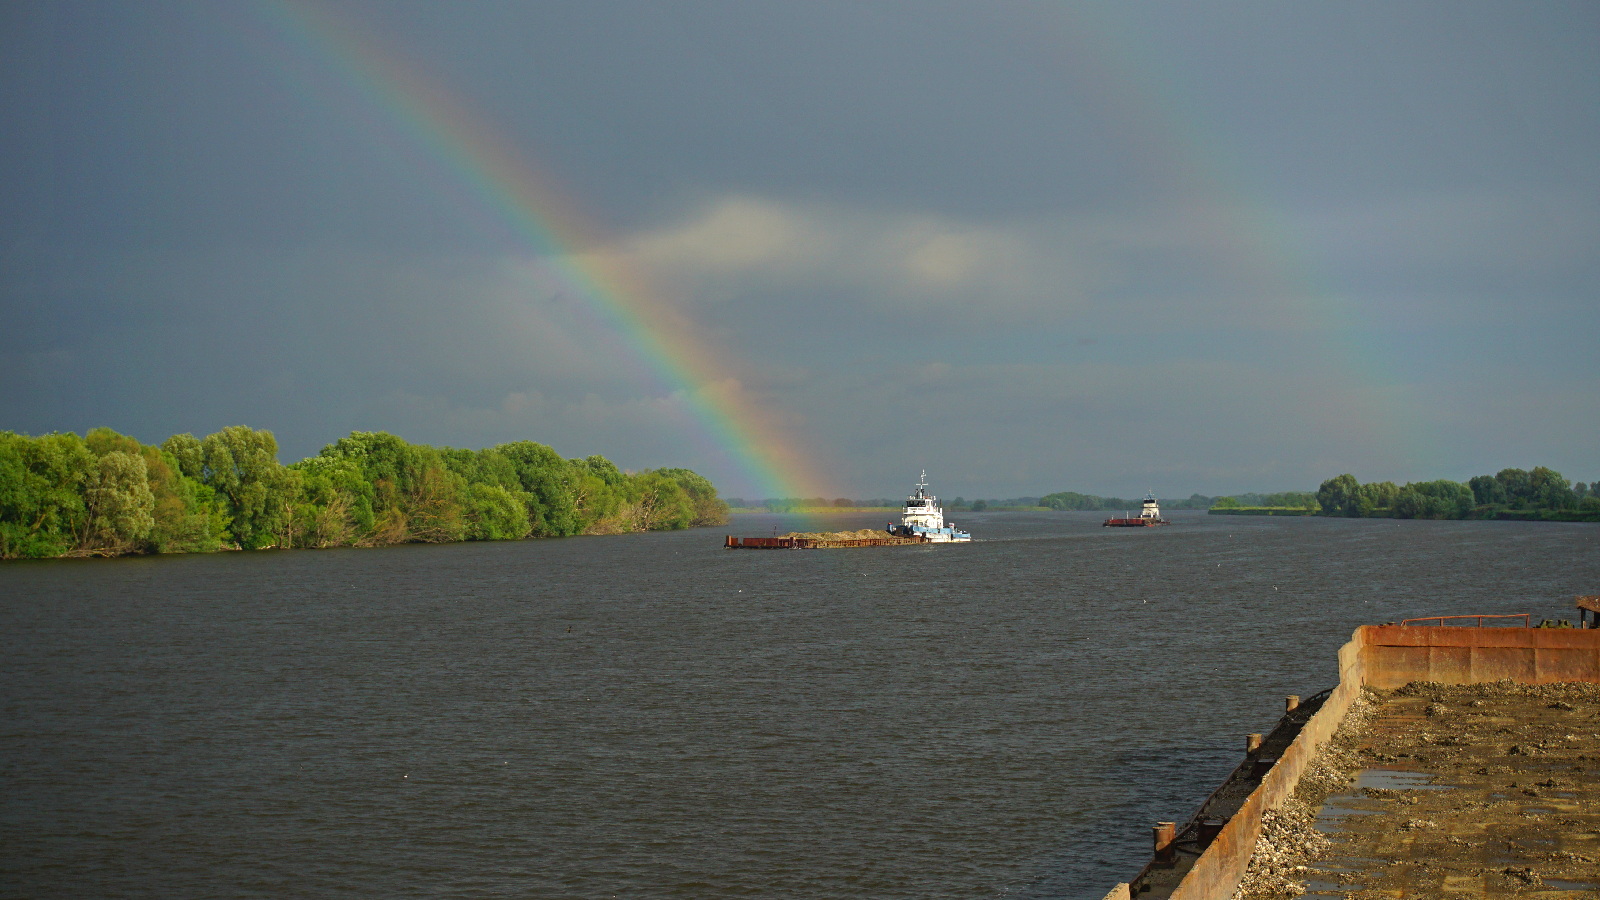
xmin=1246 ymin=733 xmax=1264 ymax=754
xmin=1285 ymin=694 xmax=1300 ymax=713
xmin=1152 ymin=822 xmax=1177 ymax=864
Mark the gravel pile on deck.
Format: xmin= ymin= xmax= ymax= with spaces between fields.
xmin=778 ymin=529 xmax=895 ymax=541
xmin=1233 ymin=681 xmax=1600 ymax=899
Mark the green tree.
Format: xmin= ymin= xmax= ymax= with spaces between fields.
xmin=287 ymin=455 xmax=369 ymax=548
xmin=1317 ymin=474 xmax=1362 ymax=516
xmin=1356 ymin=481 xmax=1399 ymax=516
xmin=568 ymin=455 xmax=628 ymax=533
xmin=1259 ymin=491 xmax=1318 ymax=509
xmin=81 ymin=450 xmax=156 ymax=554
xmin=0 ymin=432 xmax=95 ymax=558
xmin=1468 ymin=474 xmax=1505 ymax=507
xmin=87 ymin=428 xmax=224 ymax=553
xmin=1392 ymin=487 xmax=1427 ymax=519
xmin=632 ymin=471 xmax=694 ymax=530
xmin=161 ymin=432 xmax=205 ymax=480
xmin=1395 ymin=479 xmax=1473 ymax=519
xmin=1040 ymin=491 xmax=1103 ymax=511
xmin=1528 ymin=467 xmax=1575 ymax=510
xmin=495 ymin=441 xmax=579 ymax=536
xmin=200 ymin=426 xmax=294 ymax=549
xmin=653 ymin=467 xmax=728 ymax=527
xmin=315 ymin=431 xmax=469 ymax=544
xmin=462 ymin=483 xmax=532 ymax=540
xmin=1495 ymin=468 xmax=1533 ymax=507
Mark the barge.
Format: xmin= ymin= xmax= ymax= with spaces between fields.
xmin=1104 ymin=492 xmax=1170 ymax=527
xmin=1106 ymin=601 xmax=1600 ymax=900
xmin=724 ymin=533 xmax=925 ymax=549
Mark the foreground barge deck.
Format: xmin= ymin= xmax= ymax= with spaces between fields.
xmin=1107 ymin=616 xmax=1600 ymax=899
xmin=1244 ymin=681 xmax=1600 ymax=898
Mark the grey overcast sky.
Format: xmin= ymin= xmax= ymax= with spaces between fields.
xmin=3 ymin=1 xmax=1596 ymax=500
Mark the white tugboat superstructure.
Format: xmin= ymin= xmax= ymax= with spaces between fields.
xmin=1102 ymin=491 xmax=1170 ymax=527
xmin=1139 ymin=492 xmax=1162 ymax=521
xmin=887 ymin=471 xmax=971 ymax=543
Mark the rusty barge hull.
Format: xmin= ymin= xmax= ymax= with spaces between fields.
xmin=724 ymin=535 xmax=927 ymax=549
xmin=1103 ymin=518 xmax=1169 ymax=527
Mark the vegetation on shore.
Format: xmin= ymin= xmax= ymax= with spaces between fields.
xmin=0 ymin=426 xmax=727 ymax=560
xmin=728 ymin=491 xmax=1299 ymax=513
xmin=1314 ymin=467 xmax=1598 ymax=521
xmin=730 ymin=474 xmax=1599 ymax=525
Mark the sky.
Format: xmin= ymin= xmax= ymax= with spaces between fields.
xmin=3 ymin=1 xmax=1596 ymax=501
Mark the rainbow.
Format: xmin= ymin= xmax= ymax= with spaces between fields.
xmin=251 ymin=0 xmax=832 ymax=501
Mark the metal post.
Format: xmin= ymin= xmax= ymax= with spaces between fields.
xmin=1153 ymin=822 xmax=1176 ymax=863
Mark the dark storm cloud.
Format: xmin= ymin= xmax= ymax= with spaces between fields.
xmin=2 ymin=0 xmax=1596 ymax=498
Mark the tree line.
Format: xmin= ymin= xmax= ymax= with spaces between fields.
xmin=0 ymin=426 xmax=728 ymax=559
xmin=1210 ymin=492 xmax=1320 ymax=510
xmin=1037 ymin=491 xmax=1290 ymax=511
xmin=723 ymin=492 xmax=1303 ymax=511
xmin=1315 ymin=467 xmax=1599 ymax=520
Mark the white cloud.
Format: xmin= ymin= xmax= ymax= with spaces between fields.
xmin=602 ymin=193 xmax=1411 ymax=334
xmin=615 ymin=195 xmax=1100 ymax=319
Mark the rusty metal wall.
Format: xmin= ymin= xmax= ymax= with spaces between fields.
xmin=1360 ymin=624 xmax=1600 ymax=688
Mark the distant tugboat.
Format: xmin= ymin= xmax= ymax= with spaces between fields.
xmin=1104 ymin=492 xmax=1170 ymax=527
xmin=888 ymin=471 xmax=971 ymax=542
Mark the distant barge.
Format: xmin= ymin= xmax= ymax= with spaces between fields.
xmin=1104 ymin=492 xmax=1170 ymax=527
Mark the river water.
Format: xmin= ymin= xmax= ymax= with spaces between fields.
xmin=2 ymin=511 xmax=1595 ymax=899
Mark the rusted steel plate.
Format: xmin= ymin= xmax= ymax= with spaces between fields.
xmin=1367 ymin=624 xmax=1600 ymax=649
xmin=1358 ymin=626 xmax=1600 ymax=686
xmin=1535 ymin=647 xmax=1600 ymax=682
xmin=1576 ymin=595 xmax=1600 ymax=614
xmin=1466 ymin=646 xmax=1537 ymax=683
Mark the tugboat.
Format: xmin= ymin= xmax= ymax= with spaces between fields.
xmin=887 ymin=471 xmax=971 ymax=542
xmin=1104 ymin=492 xmax=1170 ymax=527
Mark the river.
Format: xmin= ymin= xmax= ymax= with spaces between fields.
xmin=2 ymin=511 xmax=1595 ymax=898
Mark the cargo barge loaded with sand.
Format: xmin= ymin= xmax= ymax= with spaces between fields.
xmin=1106 ymin=597 xmax=1600 ymax=899
xmin=726 ymin=472 xmax=969 ymax=549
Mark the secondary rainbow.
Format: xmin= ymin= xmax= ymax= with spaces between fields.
xmin=257 ymin=0 xmax=829 ymax=501
xmin=1034 ymin=6 xmax=1436 ymax=472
